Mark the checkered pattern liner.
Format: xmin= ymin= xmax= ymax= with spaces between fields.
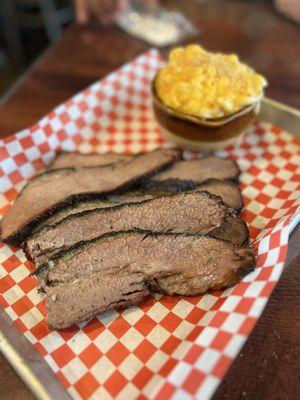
xmin=0 ymin=50 xmax=299 ymax=400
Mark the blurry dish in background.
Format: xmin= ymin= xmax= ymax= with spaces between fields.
xmin=116 ymin=0 xmax=198 ymax=47
xmin=275 ymin=0 xmax=300 ymax=23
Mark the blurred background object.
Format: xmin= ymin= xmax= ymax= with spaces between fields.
xmin=0 ymin=0 xmax=73 ymax=95
xmin=275 ymin=0 xmax=300 ymax=23
xmin=116 ymin=0 xmax=198 ymax=47
xmin=0 ymin=0 xmax=299 ymax=100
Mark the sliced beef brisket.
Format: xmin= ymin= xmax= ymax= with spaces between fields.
xmin=108 ymin=191 xmax=155 ymax=205
xmin=46 ymin=272 xmax=149 ymax=330
xmin=41 ymin=231 xmax=255 ymax=329
xmin=30 ymin=199 xmax=114 ymax=235
xmin=28 ymin=179 xmax=243 ymax=238
xmin=49 ymin=151 xmax=132 ymax=170
xmin=144 ymin=156 xmax=240 ymax=192
xmin=0 ymin=148 xmax=181 ymax=244
xmin=139 ymin=179 xmax=243 ymax=212
xmin=24 ymin=191 xmax=248 ymax=265
xmin=196 ymin=179 xmax=243 ymax=212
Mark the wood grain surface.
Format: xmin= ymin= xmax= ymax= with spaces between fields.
xmin=0 ymin=1 xmax=299 ymax=399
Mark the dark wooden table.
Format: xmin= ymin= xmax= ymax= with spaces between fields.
xmin=0 ymin=1 xmax=299 ymax=399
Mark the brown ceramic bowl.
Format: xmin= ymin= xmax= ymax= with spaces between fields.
xmin=151 ymin=79 xmax=259 ymax=151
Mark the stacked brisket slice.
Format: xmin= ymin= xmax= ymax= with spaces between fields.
xmin=25 ymin=190 xmax=249 ymax=267
xmin=0 ymin=149 xmax=255 ymax=330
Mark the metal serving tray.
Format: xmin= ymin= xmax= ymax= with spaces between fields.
xmin=0 ymin=97 xmax=299 ymax=399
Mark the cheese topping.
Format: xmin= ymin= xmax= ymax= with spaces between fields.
xmin=155 ymin=45 xmax=267 ymax=119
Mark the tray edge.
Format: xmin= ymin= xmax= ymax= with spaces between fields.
xmin=0 ymin=309 xmax=71 ymax=400
xmin=0 ymin=96 xmax=299 ymax=399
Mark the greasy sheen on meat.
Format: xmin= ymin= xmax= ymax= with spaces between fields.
xmin=40 ymin=231 xmax=255 ymax=329
xmin=144 ymin=156 xmax=240 ymax=192
xmin=24 ymin=191 xmax=249 ymax=265
xmin=49 ymin=151 xmax=132 ymax=170
xmin=0 ymin=148 xmax=181 ymax=244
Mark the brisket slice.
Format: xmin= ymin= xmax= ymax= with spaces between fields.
xmin=49 ymin=151 xmax=132 ymax=170
xmin=28 ymin=194 xmax=154 ymax=236
xmin=0 ymin=148 xmax=181 ymax=245
xmin=24 ymin=191 xmax=249 ymax=265
xmin=195 ymin=179 xmax=243 ymax=212
xmin=144 ymin=156 xmax=240 ymax=192
xmin=28 ymin=179 xmax=242 ymax=237
xmin=24 ymin=191 xmax=248 ymax=265
xmin=30 ymin=199 xmax=114 ymax=235
xmin=139 ymin=179 xmax=243 ymax=212
xmin=46 ymin=272 xmax=149 ymax=330
xmin=108 ymin=191 xmax=155 ymax=204
xmin=24 ymin=155 xmax=242 ymax=239
xmin=41 ymin=231 xmax=255 ymax=329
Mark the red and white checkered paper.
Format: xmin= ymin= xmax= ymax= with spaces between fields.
xmin=0 ymin=50 xmax=299 ymax=400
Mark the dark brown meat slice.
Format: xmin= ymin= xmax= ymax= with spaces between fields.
xmin=28 ymin=180 xmax=243 ymax=248
xmin=144 ymin=156 xmax=240 ymax=192
xmin=24 ymin=191 xmax=248 ymax=265
xmin=113 ymin=182 xmax=243 ymax=212
xmin=140 ymin=179 xmax=243 ymax=212
xmin=108 ymin=191 xmax=155 ymax=204
xmin=27 ymin=155 xmax=242 ymax=237
xmin=29 ymin=179 xmax=243 ymax=237
xmin=49 ymin=151 xmax=132 ymax=170
xmin=0 ymin=148 xmax=181 ymax=244
xmin=41 ymin=231 xmax=255 ymax=329
xmin=196 ymin=179 xmax=243 ymax=211
xmin=28 ymin=193 xmax=154 ymax=236
xmin=30 ymin=200 xmax=114 ymax=235
xmin=46 ymin=273 xmax=149 ymax=330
